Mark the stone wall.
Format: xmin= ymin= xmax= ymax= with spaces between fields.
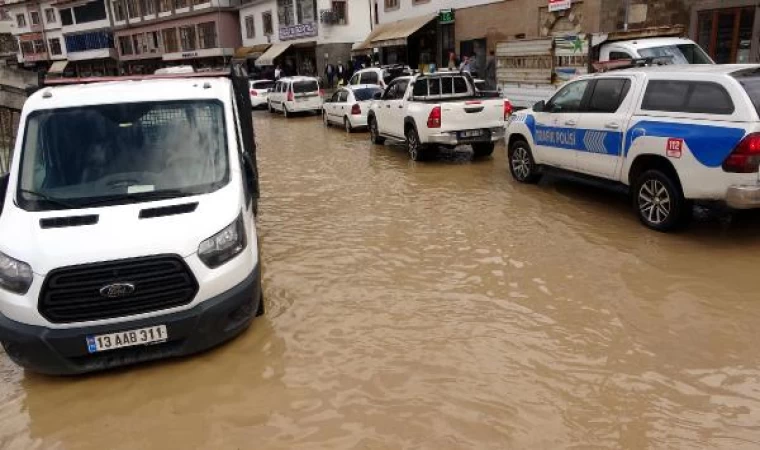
xmin=599 ymin=0 xmax=691 ymax=32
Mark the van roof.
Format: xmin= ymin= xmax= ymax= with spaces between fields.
xmin=25 ymin=77 xmax=233 ymax=111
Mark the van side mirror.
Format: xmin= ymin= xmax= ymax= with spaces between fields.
xmin=533 ymin=100 xmax=545 ymax=112
xmin=373 ymin=92 xmax=382 ymax=100
xmin=0 ymin=173 xmax=9 ymax=217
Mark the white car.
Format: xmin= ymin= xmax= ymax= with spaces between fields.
xmin=505 ymin=65 xmax=760 ymax=231
xmin=249 ymin=79 xmax=274 ymax=109
xmin=0 ymin=73 xmax=264 ymax=374
xmin=347 ymin=66 xmax=413 ymax=90
xmin=322 ymin=84 xmax=384 ymax=132
xmin=267 ymin=76 xmax=323 ymax=117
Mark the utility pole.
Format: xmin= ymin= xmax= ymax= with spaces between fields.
xmin=623 ymin=0 xmax=631 ymax=31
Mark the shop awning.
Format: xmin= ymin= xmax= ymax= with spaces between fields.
xmin=234 ymin=44 xmax=271 ymax=59
xmin=355 ymin=13 xmax=437 ymax=50
xmin=48 ymin=60 xmax=68 ymax=74
xmin=255 ymin=43 xmax=291 ymax=67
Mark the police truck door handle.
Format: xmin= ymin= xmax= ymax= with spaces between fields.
xmin=605 ymin=122 xmax=620 ymax=129
xmin=564 ymin=119 xmax=577 ymax=126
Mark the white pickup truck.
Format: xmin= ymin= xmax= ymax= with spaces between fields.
xmin=505 ymin=65 xmax=760 ymax=232
xmin=367 ymin=73 xmax=510 ymax=161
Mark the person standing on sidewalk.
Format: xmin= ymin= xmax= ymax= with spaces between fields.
xmin=325 ymin=63 xmax=335 ymax=88
xmin=485 ymin=50 xmax=497 ymax=90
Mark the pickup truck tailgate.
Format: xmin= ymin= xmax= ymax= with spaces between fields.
xmin=440 ymin=99 xmax=503 ymax=133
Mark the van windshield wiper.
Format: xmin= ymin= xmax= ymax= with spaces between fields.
xmin=19 ymin=189 xmax=78 ymax=209
xmin=79 ymin=189 xmax=195 ymax=207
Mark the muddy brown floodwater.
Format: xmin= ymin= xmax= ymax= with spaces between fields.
xmin=3 ymin=111 xmax=760 ymax=449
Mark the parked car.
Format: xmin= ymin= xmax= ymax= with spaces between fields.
xmin=323 ymin=84 xmax=384 ymax=132
xmin=505 ymin=65 xmax=760 ymax=231
xmin=348 ymin=65 xmax=413 ymax=90
xmin=267 ymin=76 xmax=323 ymax=117
xmin=249 ymin=79 xmax=275 ymax=109
xmin=367 ymin=72 xmax=510 ymax=161
xmin=0 ymin=71 xmax=264 ymax=375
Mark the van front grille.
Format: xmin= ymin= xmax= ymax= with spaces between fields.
xmin=39 ymin=255 xmax=198 ymax=323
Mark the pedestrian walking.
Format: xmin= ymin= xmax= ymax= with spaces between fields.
xmin=325 ymin=63 xmax=335 ymax=88
xmin=485 ymin=50 xmax=497 ymax=90
xmin=337 ymin=62 xmax=346 ymax=85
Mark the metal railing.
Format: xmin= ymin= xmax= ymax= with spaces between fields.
xmin=0 ymin=106 xmax=20 ymax=174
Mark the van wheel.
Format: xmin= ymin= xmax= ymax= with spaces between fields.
xmin=405 ymin=127 xmax=429 ymax=161
xmin=369 ymin=117 xmax=385 ymax=144
xmin=472 ymin=142 xmax=495 ymax=158
xmin=633 ymin=169 xmax=691 ymax=232
xmin=344 ymin=117 xmax=353 ymax=133
xmin=508 ymin=140 xmax=541 ymax=183
xmin=255 ymin=290 xmax=265 ymax=317
xmin=268 ymin=102 xmax=274 ymax=113
xmin=283 ymin=106 xmax=290 ymax=118
xmin=323 ymin=111 xmax=330 ymax=127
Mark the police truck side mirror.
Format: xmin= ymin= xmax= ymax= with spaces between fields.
xmin=533 ymin=100 xmax=545 ymax=112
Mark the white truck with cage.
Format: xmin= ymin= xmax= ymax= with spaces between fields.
xmin=0 ymin=68 xmax=265 ymax=375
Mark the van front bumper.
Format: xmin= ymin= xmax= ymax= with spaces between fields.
xmin=726 ymin=185 xmax=760 ymax=209
xmin=0 ymin=265 xmax=261 ymax=376
xmin=428 ymin=127 xmax=505 ymax=146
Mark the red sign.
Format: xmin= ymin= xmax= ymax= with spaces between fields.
xmin=666 ymin=138 xmax=683 ymax=158
xmin=549 ymin=0 xmax=572 ymax=12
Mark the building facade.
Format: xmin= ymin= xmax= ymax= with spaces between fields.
xmin=110 ymin=0 xmax=242 ymax=73
xmin=690 ymin=0 xmax=758 ymax=64
xmin=238 ymin=0 xmax=371 ymax=78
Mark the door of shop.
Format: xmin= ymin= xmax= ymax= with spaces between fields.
xmin=697 ymin=7 xmax=755 ymax=63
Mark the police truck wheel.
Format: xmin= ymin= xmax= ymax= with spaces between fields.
xmin=508 ymin=140 xmax=541 ymax=183
xmin=633 ymin=169 xmax=690 ymax=232
xmin=369 ymin=117 xmax=385 ymax=144
xmin=472 ymin=142 xmax=495 ymax=158
xmin=255 ymin=290 xmax=265 ymax=317
xmin=405 ymin=127 xmax=428 ymax=161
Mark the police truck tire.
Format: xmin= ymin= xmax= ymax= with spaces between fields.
xmin=405 ymin=126 xmax=429 ymax=161
xmin=633 ymin=169 xmax=690 ymax=232
xmin=369 ymin=117 xmax=385 ymax=144
xmin=508 ymin=140 xmax=541 ymax=183
xmin=255 ymin=290 xmax=265 ymax=317
xmin=472 ymin=142 xmax=495 ymax=158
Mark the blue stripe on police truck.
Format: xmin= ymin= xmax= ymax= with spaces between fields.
xmin=624 ymin=121 xmax=746 ymax=167
xmin=524 ymin=115 xmax=623 ymax=155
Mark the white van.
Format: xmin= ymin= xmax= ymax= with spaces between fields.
xmin=0 ymin=72 xmax=264 ymax=374
xmin=267 ymin=76 xmax=323 ymax=117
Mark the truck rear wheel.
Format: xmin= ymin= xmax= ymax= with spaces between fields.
xmin=369 ymin=117 xmax=385 ymax=144
xmin=255 ymin=290 xmax=265 ymax=317
xmin=508 ymin=140 xmax=541 ymax=183
xmin=405 ymin=127 xmax=429 ymax=161
xmin=633 ymin=169 xmax=691 ymax=232
xmin=472 ymin=142 xmax=495 ymax=158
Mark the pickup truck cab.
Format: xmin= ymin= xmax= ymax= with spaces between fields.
xmin=367 ymin=73 xmax=510 ymax=161
xmin=0 ymin=71 xmax=264 ymax=374
xmin=505 ymin=65 xmax=760 ymax=231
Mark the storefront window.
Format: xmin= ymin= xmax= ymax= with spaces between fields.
xmin=278 ymin=0 xmax=294 ymax=26
xmin=179 ymin=25 xmax=196 ymax=51
xmin=697 ymin=7 xmax=755 ymax=64
xmin=162 ymin=28 xmax=178 ymax=52
xmin=197 ymin=22 xmax=216 ymax=49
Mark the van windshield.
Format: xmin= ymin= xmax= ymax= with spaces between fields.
xmin=638 ymin=44 xmax=713 ymax=64
xmin=18 ymin=100 xmax=229 ymax=211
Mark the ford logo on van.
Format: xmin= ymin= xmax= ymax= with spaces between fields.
xmin=99 ymin=283 xmax=136 ymax=298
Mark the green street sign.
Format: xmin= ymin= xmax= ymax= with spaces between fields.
xmin=439 ymin=9 xmax=454 ymax=24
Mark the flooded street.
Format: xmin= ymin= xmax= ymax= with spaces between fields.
xmin=3 ymin=110 xmax=760 ymax=449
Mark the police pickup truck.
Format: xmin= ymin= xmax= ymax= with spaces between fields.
xmin=505 ymin=65 xmax=760 ymax=232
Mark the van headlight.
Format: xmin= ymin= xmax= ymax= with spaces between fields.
xmin=198 ymin=214 xmax=247 ymax=268
xmin=0 ymin=250 xmax=33 ymax=295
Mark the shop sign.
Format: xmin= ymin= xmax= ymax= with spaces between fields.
xmin=438 ymin=9 xmax=454 ymax=24
xmin=548 ymin=0 xmax=571 ymax=12
xmin=181 ymin=52 xmax=198 ymax=58
xmin=279 ymin=22 xmax=317 ymax=41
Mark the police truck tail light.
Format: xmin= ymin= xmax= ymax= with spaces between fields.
xmin=319 ymin=89 xmax=325 ymax=97
xmin=723 ymin=133 xmax=760 ymax=173
xmin=351 ymin=104 xmax=361 ymax=115
xmin=250 ymin=90 xmax=257 ymax=96
xmin=287 ymin=91 xmax=294 ymax=102
xmin=504 ymin=100 xmax=513 ymax=121
xmin=427 ymin=106 xmax=442 ymax=128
